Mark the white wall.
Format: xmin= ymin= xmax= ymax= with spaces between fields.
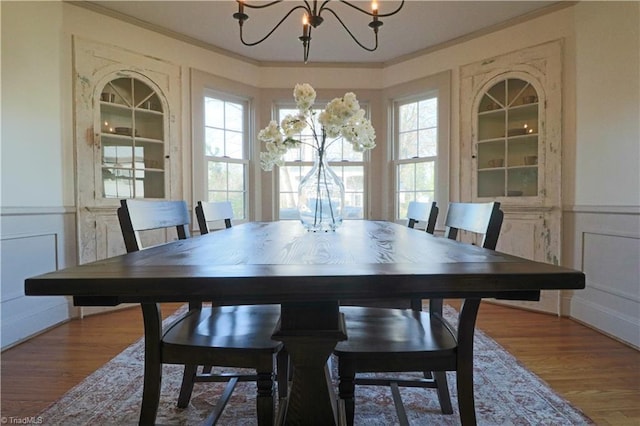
xmin=2 ymin=1 xmax=638 ymax=348
xmin=574 ymin=2 xmax=640 ymax=207
xmin=1 ymin=1 xmax=68 ymax=207
xmin=1 ymin=2 xmax=73 ymax=349
xmin=565 ymin=1 xmax=640 ymax=348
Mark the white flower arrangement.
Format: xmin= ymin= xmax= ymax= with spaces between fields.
xmin=259 ymin=83 xmax=376 ymax=171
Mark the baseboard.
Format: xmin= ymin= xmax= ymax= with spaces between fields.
xmin=1 ymin=298 xmax=70 ymax=351
xmin=571 ymin=295 xmax=640 ymax=348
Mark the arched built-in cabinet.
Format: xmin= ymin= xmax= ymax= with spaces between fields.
xmin=73 ymin=38 xmax=181 ymax=314
xmin=476 ymin=77 xmax=542 ymax=199
xmin=460 ymin=41 xmax=563 ymax=314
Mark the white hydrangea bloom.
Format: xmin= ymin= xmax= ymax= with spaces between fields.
xmin=258 ymin=84 xmax=376 ymax=172
xmin=260 ymin=151 xmax=285 ymax=171
xmin=281 ymin=114 xmax=308 ymax=137
xmin=293 ymin=83 xmax=316 ymax=112
xmin=342 ymin=109 xmax=376 ymax=152
xmin=258 ymin=121 xmax=283 ymax=144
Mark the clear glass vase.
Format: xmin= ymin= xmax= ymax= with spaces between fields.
xmin=297 ymin=151 xmax=345 ymax=232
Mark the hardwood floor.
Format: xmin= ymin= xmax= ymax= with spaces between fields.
xmin=1 ymin=302 xmax=639 ymax=424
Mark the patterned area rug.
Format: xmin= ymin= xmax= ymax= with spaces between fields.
xmin=38 ymin=305 xmax=593 ymax=425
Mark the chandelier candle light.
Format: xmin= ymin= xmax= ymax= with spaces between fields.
xmin=233 ymin=0 xmax=405 ymax=63
xmin=259 ymin=84 xmax=376 ymax=231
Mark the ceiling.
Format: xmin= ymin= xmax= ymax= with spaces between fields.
xmin=85 ymin=1 xmax=561 ymax=64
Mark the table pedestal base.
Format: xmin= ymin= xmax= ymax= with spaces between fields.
xmin=273 ymin=302 xmax=347 ymax=425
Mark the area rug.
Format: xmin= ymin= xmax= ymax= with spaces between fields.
xmin=38 ymin=305 xmax=593 ymax=425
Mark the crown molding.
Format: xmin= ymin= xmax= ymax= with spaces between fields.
xmin=69 ymin=1 xmax=576 ymax=69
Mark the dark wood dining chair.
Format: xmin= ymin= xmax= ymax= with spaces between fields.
xmin=406 ymin=200 xmax=439 ymax=234
xmin=195 ymin=200 xmax=233 ymax=233
xmin=334 ymin=201 xmax=504 ymax=426
xmin=342 ymin=201 xmax=439 ymax=310
xmin=117 ymin=199 xmax=287 ymax=425
xmin=194 ymin=200 xmax=290 ymax=393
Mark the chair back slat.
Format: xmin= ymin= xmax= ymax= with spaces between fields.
xmin=118 ymin=199 xmax=190 ymax=253
xmin=407 ymin=201 xmax=438 ymax=234
xmin=444 ymin=202 xmax=503 ymax=250
xmin=195 ymin=201 xmax=233 ymax=234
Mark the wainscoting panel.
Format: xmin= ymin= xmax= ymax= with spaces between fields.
xmin=564 ymin=206 xmax=640 ymax=348
xmin=0 ymin=208 xmax=76 ymax=350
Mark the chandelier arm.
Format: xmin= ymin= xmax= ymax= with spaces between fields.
xmin=241 ymin=0 xmax=284 ymax=10
xmin=323 ymin=7 xmax=378 ymax=52
xmin=338 ymin=0 xmax=404 ymax=18
xmin=239 ymin=4 xmax=310 ymax=47
xmin=317 ymin=0 xmax=332 ymax=14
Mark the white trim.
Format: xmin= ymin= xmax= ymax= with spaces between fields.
xmin=563 ymin=205 xmax=640 ymax=215
xmin=1 ymin=299 xmax=70 ymax=351
xmin=1 ymin=206 xmax=75 ymax=216
xmin=571 ymin=296 xmax=640 ymax=349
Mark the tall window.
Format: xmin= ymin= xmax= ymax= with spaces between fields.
xmin=203 ymin=93 xmax=248 ymax=219
xmin=395 ymin=96 xmax=439 ymax=220
xmin=277 ymin=106 xmax=368 ymax=220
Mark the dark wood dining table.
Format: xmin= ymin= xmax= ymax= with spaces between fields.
xmin=25 ymin=220 xmax=585 ymax=425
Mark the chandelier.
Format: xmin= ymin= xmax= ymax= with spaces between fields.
xmin=233 ymin=0 xmax=405 ymax=63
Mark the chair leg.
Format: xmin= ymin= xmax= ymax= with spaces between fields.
xmin=276 ymin=349 xmax=289 ymax=399
xmin=456 ymin=298 xmax=481 ymax=426
xmin=256 ymin=370 xmax=275 ymax=425
xmin=456 ymin=364 xmax=476 ymax=426
xmin=433 ymin=371 xmax=453 ymax=414
xmin=140 ymin=303 xmax=163 ymax=426
xmin=177 ymin=364 xmax=198 ymax=408
xmin=337 ymin=361 xmax=356 ymax=426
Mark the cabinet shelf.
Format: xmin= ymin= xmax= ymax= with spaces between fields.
xmin=136 ymin=136 xmax=164 ymax=144
xmin=102 ymin=165 xmax=165 ymax=171
xmin=101 ymin=133 xmax=163 ymax=144
xmin=134 ymin=107 xmax=163 ymax=116
xmin=478 ymin=136 xmax=505 ymax=143
xmin=101 ymin=132 xmax=134 ymax=140
xmin=101 ymin=102 xmax=163 ymax=116
xmin=478 ymin=108 xmax=505 ymax=116
xmin=507 ymin=133 xmax=538 ymax=141
xmin=478 ymin=165 xmax=538 ymax=173
xmin=508 ymin=165 xmax=537 ymax=170
xmin=100 ymin=100 xmax=129 ymax=110
xmin=509 ymin=102 xmax=538 ymax=111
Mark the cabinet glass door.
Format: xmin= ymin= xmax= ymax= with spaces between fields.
xmin=477 ymin=78 xmax=539 ymax=198
xmin=100 ymin=78 xmax=165 ymax=199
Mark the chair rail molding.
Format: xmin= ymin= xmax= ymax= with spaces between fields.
xmin=563 ymin=205 xmax=640 ymax=348
xmin=1 ymin=206 xmax=76 ymax=216
xmin=563 ymin=204 xmax=640 ymax=215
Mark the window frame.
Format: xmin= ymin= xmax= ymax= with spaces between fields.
xmin=192 ymin=70 xmax=257 ymax=225
xmin=202 ymin=91 xmax=249 ymax=220
xmin=387 ymin=72 xmax=451 ymax=229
